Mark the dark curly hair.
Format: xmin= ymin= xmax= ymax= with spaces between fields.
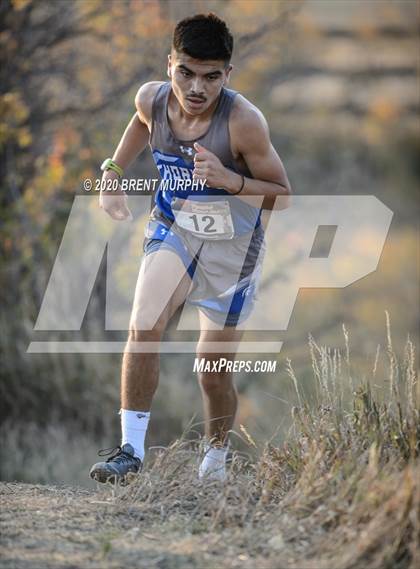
xmin=172 ymin=13 xmax=233 ymax=63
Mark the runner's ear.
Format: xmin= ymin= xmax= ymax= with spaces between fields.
xmin=224 ymin=64 xmax=233 ymax=85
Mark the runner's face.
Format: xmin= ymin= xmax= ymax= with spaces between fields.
xmin=168 ymin=51 xmax=232 ymax=116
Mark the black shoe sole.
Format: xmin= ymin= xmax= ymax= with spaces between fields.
xmin=90 ymin=466 xmax=118 ymax=484
xmin=90 ymin=466 xmax=140 ymax=486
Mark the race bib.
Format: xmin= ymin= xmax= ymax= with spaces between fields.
xmin=172 ymin=198 xmax=234 ymax=240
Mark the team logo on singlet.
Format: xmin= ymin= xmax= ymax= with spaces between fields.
xmin=179 ymin=145 xmax=194 ymax=157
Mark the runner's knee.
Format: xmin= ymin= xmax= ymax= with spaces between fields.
xmin=198 ymin=372 xmax=232 ymax=395
xmin=128 ymin=317 xmax=167 ymax=342
xmin=127 ymin=329 xmax=163 ymax=343
xmin=128 ymin=302 xmax=171 ymax=339
xmin=196 ymin=353 xmax=235 ymax=395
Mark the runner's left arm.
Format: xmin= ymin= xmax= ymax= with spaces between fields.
xmin=192 ymin=102 xmax=291 ymax=210
xmin=227 ymin=103 xmax=291 ymax=210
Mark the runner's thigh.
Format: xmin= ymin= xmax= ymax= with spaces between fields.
xmin=130 ymin=248 xmax=192 ymax=331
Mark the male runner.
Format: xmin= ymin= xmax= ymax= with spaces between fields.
xmin=90 ymin=13 xmax=291 ymax=484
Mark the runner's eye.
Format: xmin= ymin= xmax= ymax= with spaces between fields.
xmin=180 ymin=70 xmax=192 ymax=77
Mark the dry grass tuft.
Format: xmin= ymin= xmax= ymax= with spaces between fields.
xmin=111 ymin=328 xmax=419 ymax=568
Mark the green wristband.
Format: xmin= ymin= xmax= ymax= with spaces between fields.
xmin=101 ymin=158 xmax=124 ymax=178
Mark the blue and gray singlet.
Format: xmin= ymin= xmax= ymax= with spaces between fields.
xmin=150 ymin=81 xmax=261 ymax=235
xmin=143 ymin=82 xmax=266 ymax=326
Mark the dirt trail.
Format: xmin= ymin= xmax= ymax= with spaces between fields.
xmin=1 ymin=447 xmax=418 ymax=569
xmin=0 ymin=481 xmax=294 ymax=569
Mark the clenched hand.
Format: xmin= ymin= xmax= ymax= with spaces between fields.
xmin=99 ymin=171 xmax=133 ymax=221
xmin=192 ymin=142 xmax=236 ymax=190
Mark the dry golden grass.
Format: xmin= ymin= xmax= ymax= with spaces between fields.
xmin=108 ymin=325 xmax=419 ymax=568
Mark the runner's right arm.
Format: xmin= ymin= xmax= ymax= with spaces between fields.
xmin=99 ymin=82 xmax=162 ymax=220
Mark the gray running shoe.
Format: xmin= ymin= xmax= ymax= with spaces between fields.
xmin=89 ymin=443 xmax=142 ymax=484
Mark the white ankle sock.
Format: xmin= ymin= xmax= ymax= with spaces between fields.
xmin=199 ymin=443 xmax=229 ymax=481
xmin=120 ymin=409 xmax=150 ymax=461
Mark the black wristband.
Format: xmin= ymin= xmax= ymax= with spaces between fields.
xmin=230 ymin=174 xmax=245 ymax=195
